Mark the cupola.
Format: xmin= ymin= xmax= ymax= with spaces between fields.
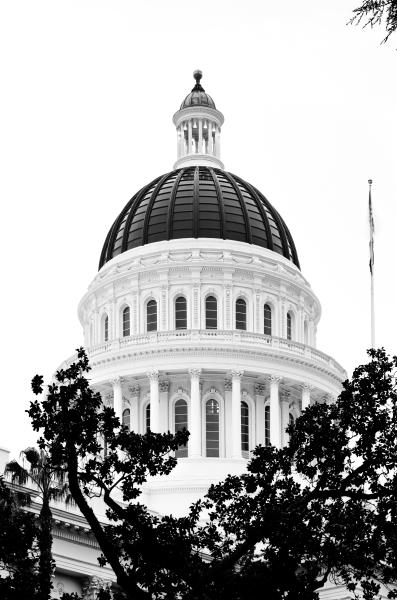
xmin=172 ymin=70 xmax=224 ymax=170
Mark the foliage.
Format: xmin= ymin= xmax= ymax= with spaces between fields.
xmin=350 ymin=0 xmax=397 ymax=43
xmin=6 ymin=447 xmax=69 ymax=600
xmin=28 ymin=348 xmax=397 ymax=599
xmin=0 ymin=477 xmax=39 ymax=600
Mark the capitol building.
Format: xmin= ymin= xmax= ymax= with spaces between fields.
xmin=2 ymin=71 xmax=371 ymax=598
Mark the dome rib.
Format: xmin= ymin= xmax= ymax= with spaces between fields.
xmin=193 ymin=167 xmax=200 ymax=238
xmin=208 ymin=167 xmax=226 ymax=238
xmin=99 ymin=167 xmax=300 ymax=270
xmin=166 ymin=169 xmax=184 ymax=241
xmin=143 ymin=172 xmax=172 ymax=245
xmin=233 ymin=174 xmax=274 ymax=252
xmin=222 ymin=170 xmax=253 ymax=245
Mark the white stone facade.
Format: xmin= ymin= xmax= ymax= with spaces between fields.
xmin=76 ymin=237 xmax=346 ymax=516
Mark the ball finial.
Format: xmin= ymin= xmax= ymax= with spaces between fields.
xmin=193 ymin=69 xmax=203 ymax=84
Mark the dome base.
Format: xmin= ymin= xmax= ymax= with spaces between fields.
xmin=173 ymin=154 xmax=224 ymax=170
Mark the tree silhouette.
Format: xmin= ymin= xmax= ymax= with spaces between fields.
xmin=28 ymin=348 xmax=397 ymax=599
xmin=0 ymin=477 xmax=39 ymax=600
xmin=350 ymin=0 xmax=397 ymax=43
xmin=6 ymin=448 xmax=69 ymax=600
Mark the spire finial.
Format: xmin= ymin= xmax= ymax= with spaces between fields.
xmin=193 ymin=69 xmax=202 ymax=84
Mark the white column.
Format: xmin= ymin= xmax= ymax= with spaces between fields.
xmin=111 ymin=377 xmax=123 ymax=424
xmin=215 ymin=127 xmax=220 ymax=158
xmin=269 ymin=376 xmax=281 ymax=448
xmin=198 ymin=119 xmax=203 ymax=153
xmin=129 ymin=385 xmax=140 ymax=432
xmin=254 ymin=383 xmax=266 ymax=447
xmin=281 ymin=395 xmax=290 ymax=447
xmin=189 ymin=369 xmax=202 ymax=458
xmin=302 ymin=384 xmax=311 ymax=411
xmin=147 ymin=370 xmax=160 ymax=432
xmin=231 ymin=370 xmax=243 ymax=459
xmin=159 ymin=380 xmax=169 ymax=431
xmin=224 ymin=379 xmax=233 ymax=457
xmin=188 ymin=120 xmax=192 ymax=155
xmin=208 ymin=121 xmax=213 ymax=154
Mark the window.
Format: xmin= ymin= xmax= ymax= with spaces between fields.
xmin=146 ymin=300 xmax=157 ymax=332
xmin=205 ymin=296 xmax=217 ymax=329
xmin=289 ymin=413 xmax=295 ymax=427
xmin=122 ymin=408 xmax=130 ymax=430
xmin=175 ymin=399 xmax=188 ymax=458
xmin=206 ymin=399 xmax=219 ymax=457
xmin=122 ymin=306 xmax=130 ymax=337
xmin=235 ymin=298 xmax=247 ymax=331
xmin=265 ymin=405 xmax=270 ymax=446
xmin=104 ymin=314 xmax=109 ymax=342
xmin=175 ymin=296 xmax=187 ymax=330
xmin=264 ymin=304 xmax=272 ymax=336
xmin=145 ymin=404 xmax=150 ymax=432
xmin=241 ymin=401 xmax=249 ymax=457
xmin=287 ymin=312 xmax=293 ymax=340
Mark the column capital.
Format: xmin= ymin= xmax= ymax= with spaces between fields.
xmin=146 ymin=369 xmax=159 ymax=382
xmin=159 ymin=380 xmax=169 ymax=393
xmin=254 ymin=382 xmax=266 ymax=396
xmin=189 ymin=368 xmax=202 ymax=380
xmin=268 ymin=375 xmax=282 ymax=384
xmin=302 ymin=383 xmax=314 ymax=392
xmin=129 ymin=384 xmax=140 ymax=397
xmin=110 ymin=377 xmax=123 ymax=387
xmin=224 ymin=379 xmax=232 ymax=392
xmin=230 ymin=369 xmax=244 ymax=380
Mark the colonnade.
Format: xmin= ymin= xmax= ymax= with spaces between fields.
xmin=107 ymin=372 xmax=319 ymax=458
xmin=177 ymin=119 xmax=221 ymax=159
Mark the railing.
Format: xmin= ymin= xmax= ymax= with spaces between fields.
xmin=88 ymin=330 xmax=346 ymax=378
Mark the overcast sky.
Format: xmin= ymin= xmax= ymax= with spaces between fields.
xmin=1 ymin=1 xmax=396 ymax=457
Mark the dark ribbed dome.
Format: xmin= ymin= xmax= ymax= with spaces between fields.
xmin=180 ymin=70 xmax=216 ymax=110
xmin=99 ymin=167 xmax=300 ymax=270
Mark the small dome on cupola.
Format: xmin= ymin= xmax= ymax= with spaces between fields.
xmin=180 ymin=70 xmax=216 ymax=109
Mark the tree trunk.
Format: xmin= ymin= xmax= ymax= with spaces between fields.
xmin=38 ymin=495 xmax=54 ymax=600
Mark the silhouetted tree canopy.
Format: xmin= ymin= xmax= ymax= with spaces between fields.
xmin=0 ymin=477 xmax=39 ymax=599
xmin=28 ymin=348 xmax=397 ymax=599
xmin=350 ymin=0 xmax=397 ymax=42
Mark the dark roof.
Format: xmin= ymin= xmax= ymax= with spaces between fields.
xmin=99 ymin=167 xmax=300 ymax=270
xmin=180 ymin=70 xmax=216 ymax=110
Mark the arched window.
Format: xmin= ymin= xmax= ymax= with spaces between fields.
xmin=241 ymin=401 xmax=249 ymax=457
xmin=287 ymin=312 xmax=293 ymax=340
xmin=264 ymin=304 xmax=272 ymax=336
xmin=175 ymin=296 xmax=187 ymax=330
xmin=265 ymin=405 xmax=270 ymax=446
xmin=122 ymin=306 xmax=130 ymax=337
xmin=122 ymin=408 xmax=130 ymax=430
xmin=205 ymin=296 xmax=217 ymax=330
xmin=289 ymin=413 xmax=295 ymax=427
xmin=175 ymin=399 xmax=188 ymax=458
xmin=146 ymin=300 xmax=157 ymax=332
xmin=206 ymin=399 xmax=219 ymax=457
xmin=235 ymin=298 xmax=247 ymax=331
xmin=104 ymin=314 xmax=109 ymax=342
xmin=145 ymin=404 xmax=150 ymax=432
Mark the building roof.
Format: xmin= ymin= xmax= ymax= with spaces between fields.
xmin=180 ymin=70 xmax=216 ymax=110
xmin=99 ymin=166 xmax=300 ymax=270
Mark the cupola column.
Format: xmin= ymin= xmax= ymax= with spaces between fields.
xmin=198 ymin=119 xmax=203 ymax=153
xmin=231 ymin=370 xmax=244 ymax=459
xmin=189 ymin=369 xmax=202 ymax=458
xmin=147 ymin=370 xmax=160 ymax=432
xmin=188 ymin=120 xmax=192 ymax=155
xmin=269 ymin=376 xmax=282 ymax=448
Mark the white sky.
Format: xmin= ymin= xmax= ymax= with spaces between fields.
xmin=1 ymin=1 xmax=396 ymax=458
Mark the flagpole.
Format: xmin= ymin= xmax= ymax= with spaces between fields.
xmin=368 ymin=179 xmax=375 ymax=348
